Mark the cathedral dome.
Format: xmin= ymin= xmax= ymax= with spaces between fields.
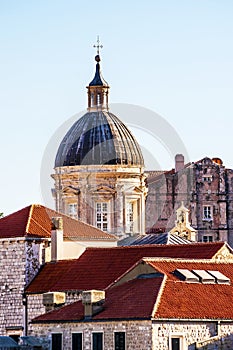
xmin=55 ymin=110 xmax=144 ymax=167
xmin=55 ymin=52 xmax=144 ymax=168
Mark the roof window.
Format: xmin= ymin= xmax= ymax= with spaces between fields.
xmin=192 ymin=270 xmax=215 ymax=284
xmin=174 ymin=269 xmax=230 ymax=284
xmin=174 ymin=269 xmax=199 ymax=283
xmin=207 ymin=270 xmax=230 ymax=284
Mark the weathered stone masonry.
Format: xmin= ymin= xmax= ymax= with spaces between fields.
xmin=0 ymin=237 xmax=49 ymax=335
xmin=31 ymin=320 xmax=153 ymax=350
xmin=30 ymin=319 xmax=233 ymax=350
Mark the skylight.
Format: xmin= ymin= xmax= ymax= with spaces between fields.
xmin=192 ymin=270 xmax=215 ymax=284
xmin=207 ymin=270 xmax=230 ymax=284
xmin=174 ymin=269 xmax=199 ymax=283
xmin=174 ymin=269 xmax=231 ymax=284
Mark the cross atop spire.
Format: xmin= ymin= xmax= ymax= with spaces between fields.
xmin=93 ymin=36 xmax=103 ymax=55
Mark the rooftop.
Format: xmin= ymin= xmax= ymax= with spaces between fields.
xmin=26 ymin=242 xmax=228 ymax=293
xmin=0 ymin=204 xmax=117 ymax=241
xmin=32 ymin=257 xmax=233 ymax=323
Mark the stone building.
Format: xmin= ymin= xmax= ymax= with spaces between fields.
xmin=52 ymin=53 xmax=147 ymax=239
xmin=146 ymin=155 xmax=233 ymax=246
xmin=0 ymin=204 xmax=117 ymax=339
xmin=30 ymin=252 xmax=233 ymax=350
xmin=24 ymin=242 xmax=232 ymax=334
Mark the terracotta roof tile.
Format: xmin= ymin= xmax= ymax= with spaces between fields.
xmin=147 ymin=259 xmax=233 ymax=319
xmin=0 ymin=204 xmax=117 ymax=241
xmin=32 ymin=299 xmax=84 ymax=322
xmin=0 ymin=206 xmax=31 ymax=238
xmin=32 ymin=277 xmax=163 ymax=322
xmin=26 ymin=242 xmax=226 ymax=293
xmin=33 ymin=259 xmax=233 ymax=322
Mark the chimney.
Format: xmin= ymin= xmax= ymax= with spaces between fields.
xmin=175 ymin=154 xmax=184 ymax=172
xmin=82 ymin=290 xmax=105 ymax=319
xmin=51 ymin=217 xmax=63 ymax=261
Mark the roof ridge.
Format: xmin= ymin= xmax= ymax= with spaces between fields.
xmin=151 ymin=275 xmax=167 ymax=317
xmin=145 ymin=257 xmax=233 ymax=264
xmin=25 ymin=204 xmax=34 ymax=234
xmin=86 ymin=241 xmax=224 ymax=251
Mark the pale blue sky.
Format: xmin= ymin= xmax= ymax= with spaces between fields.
xmin=1 ymin=0 xmax=233 ymax=215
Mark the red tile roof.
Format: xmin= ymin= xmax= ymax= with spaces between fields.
xmin=32 ymin=258 xmax=233 ymax=322
xmin=148 ymin=259 xmax=233 ymax=319
xmin=32 ymin=277 xmax=163 ymax=322
xmin=0 ymin=204 xmax=117 ymax=241
xmin=26 ymin=242 xmax=226 ymax=293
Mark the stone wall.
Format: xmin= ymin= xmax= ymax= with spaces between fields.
xmin=25 ymin=240 xmax=47 ymax=286
xmin=29 ymin=319 xmax=233 ymax=349
xmin=0 ymin=239 xmax=26 ymax=335
xmin=27 ymin=291 xmax=81 ymax=331
xmin=0 ymin=238 xmax=47 ymax=335
xmin=153 ymin=321 xmax=233 ymax=350
xmin=30 ymin=320 xmax=152 ymax=350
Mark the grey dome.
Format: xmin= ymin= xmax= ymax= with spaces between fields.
xmin=55 ymin=111 xmax=144 ymax=167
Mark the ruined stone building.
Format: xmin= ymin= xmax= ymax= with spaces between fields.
xmin=146 ymin=155 xmax=233 ymax=246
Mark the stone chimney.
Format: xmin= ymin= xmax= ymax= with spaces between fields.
xmin=175 ymin=154 xmax=184 ymax=172
xmin=51 ymin=217 xmax=63 ymax=261
xmin=82 ymin=290 xmax=105 ymax=319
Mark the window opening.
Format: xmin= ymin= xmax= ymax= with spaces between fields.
xmin=52 ymin=334 xmax=62 ymax=350
xmin=96 ymin=202 xmax=108 ymax=231
xmin=203 ymin=206 xmax=212 ymax=220
xmin=72 ymin=333 xmax=82 ymax=350
xmin=126 ymin=202 xmax=134 ymax=233
xmin=114 ymin=332 xmax=125 ymax=350
xmin=92 ymin=333 xmax=103 ymax=350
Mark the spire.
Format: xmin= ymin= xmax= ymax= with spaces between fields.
xmin=87 ymin=37 xmax=109 ymax=111
xmin=89 ymin=55 xmax=108 ymax=87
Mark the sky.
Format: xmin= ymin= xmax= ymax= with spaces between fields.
xmin=1 ymin=0 xmax=233 ymax=215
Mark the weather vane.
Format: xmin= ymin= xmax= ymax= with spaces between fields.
xmin=93 ymin=36 xmax=103 ymax=55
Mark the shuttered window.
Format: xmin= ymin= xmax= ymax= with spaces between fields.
xmin=92 ymin=332 xmax=103 ymax=350
xmin=72 ymin=333 xmax=82 ymax=350
xmin=114 ymin=332 xmax=125 ymax=350
xmin=52 ymin=333 xmax=62 ymax=350
xmin=172 ymin=337 xmax=180 ymax=350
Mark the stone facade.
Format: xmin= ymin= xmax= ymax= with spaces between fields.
xmin=31 ymin=320 xmax=152 ymax=350
xmin=153 ymin=321 xmax=233 ymax=350
xmin=27 ymin=291 xmax=82 ymax=332
xmin=0 ymin=237 xmax=49 ymax=336
xmin=146 ymin=157 xmax=233 ymax=246
xmin=52 ymin=164 xmax=147 ymax=238
xmin=30 ymin=319 xmax=233 ymax=350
